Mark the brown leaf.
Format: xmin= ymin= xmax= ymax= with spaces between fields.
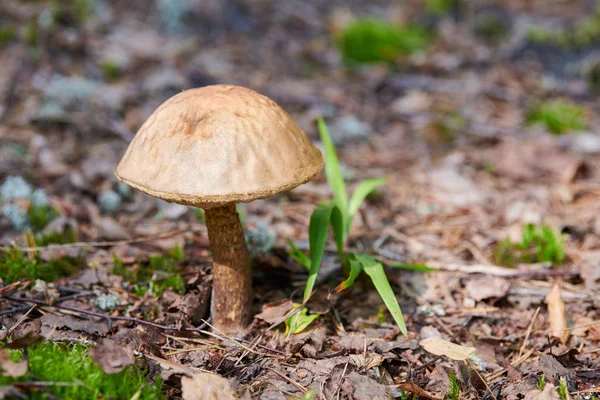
xmin=419 ymin=337 xmax=476 ymax=361
xmin=0 ymin=385 xmax=21 ymax=399
xmin=523 ymin=383 xmax=561 ymax=399
xmin=343 ymin=371 xmax=391 ymax=400
xmin=0 ymin=349 xmax=27 ymax=377
xmin=0 ymin=282 xmax=30 ymax=298
xmin=181 ymin=372 xmax=236 ymax=400
xmin=464 ymin=276 xmax=510 ymax=301
xmin=41 ymin=314 xmax=109 ymax=335
xmin=4 ymin=331 xmax=42 ymax=349
xmin=255 ymin=299 xmax=293 ymax=324
xmin=545 ymin=284 xmax=568 ymax=344
xmin=580 ymin=251 xmax=600 ymax=291
xmin=88 ymin=339 xmax=135 ymax=374
xmin=491 ymin=140 xmax=581 ymax=183
xmin=397 ymin=382 xmax=443 ymax=400
xmin=145 ymin=353 xmax=196 ymax=376
xmin=539 ymin=354 xmax=576 ymax=388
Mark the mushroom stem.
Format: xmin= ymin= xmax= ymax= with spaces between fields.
xmin=205 ymin=203 xmax=252 ymax=335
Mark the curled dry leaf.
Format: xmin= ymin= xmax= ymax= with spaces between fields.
xmin=419 ymin=337 xmax=476 ymax=361
xmin=181 ymin=372 xmax=236 ymax=400
xmin=545 ymin=284 xmax=569 ymax=344
xmin=0 ymin=349 xmax=27 ymax=377
xmin=88 ymin=338 xmax=135 ymax=374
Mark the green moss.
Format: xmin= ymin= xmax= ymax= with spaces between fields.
xmin=494 ymin=224 xmax=566 ymax=268
xmin=0 ymin=26 xmax=16 ymax=45
xmin=336 ymin=18 xmax=431 ymax=64
xmin=112 ymin=247 xmax=185 ymax=296
xmin=526 ymin=99 xmax=586 ymax=135
xmin=27 ymin=205 xmax=60 ymax=232
xmin=22 ymin=23 xmax=37 ymax=46
xmin=0 ymin=342 xmax=162 ymax=400
xmin=34 ymin=227 xmax=78 ymax=247
xmin=101 ymin=61 xmax=121 ymax=81
xmin=473 ymin=14 xmax=508 ymax=40
xmin=557 ymin=377 xmax=568 ymax=400
xmin=446 ymin=372 xmax=460 ymax=400
xmin=0 ymin=249 xmax=81 ymax=284
xmin=527 ymin=6 xmax=600 ymax=48
xmin=426 ymin=0 xmax=456 ymax=16
xmin=536 ymin=374 xmax=546 ymax=391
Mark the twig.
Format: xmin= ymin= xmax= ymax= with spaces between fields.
xmin=466 ymin=359 xmax=495 ymax=400
xmin=518 ymin=307 xmax=540 ymax=359
xmin=6 ymin=304 xmax=36 ymax=337
xmin=0 ymin=229 xmax=199 ymax=252
xmin=265 ymin=367 xmax=307 ymax=393
xmin=0 ymin=291 xmax=94 ymax=316
xmin=508 ymin=288 xmax=600 ymax=301
xmin=4 ymin=295 xmax=198 ymax=332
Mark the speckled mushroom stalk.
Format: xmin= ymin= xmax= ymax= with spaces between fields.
xmin=204 ymin=204 xmax=252 ymax=334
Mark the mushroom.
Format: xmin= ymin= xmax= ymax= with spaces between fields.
xmin=115 ymin=85 xmax=324 ymax=335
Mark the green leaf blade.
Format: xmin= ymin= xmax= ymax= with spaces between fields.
xmin=358 ymin=254 xmax=407 ymax=336
xmin=287 ymin=240 xmax=311 ymax=271
xmin=335 ymin=257 xmax=363 ymax=292
xmin=348 ymin=178 xmax=386 ymax=219
xmin=304 ymin=204 xmax=334 ymax=302
xmin=317 ymin=117 xmax=348 ymax=215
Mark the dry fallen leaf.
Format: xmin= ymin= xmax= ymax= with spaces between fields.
xmin=419 ymin=337 xmax=476 ymax=361
xmin=41 ymin=314 xmax=109 ymax=335
xmin=545 ymin=283 xmax=569 ymax=344
xmin=464 ymin=276 xmax=510 ymax=301
xmin=89 ymin=339 xmax=135 ymax=374
xmin=0 ymin=349 xmax=27 ymax=377
xmin=255 ymin=299 xmax=294 ymax=324
xmin=523 ymin=383 xmax=561 ymax=399
xmin=181 ymin=372 xmax=236 ymax=400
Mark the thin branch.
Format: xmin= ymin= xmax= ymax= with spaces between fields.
xmin=0 ymin=229 xmax=201 ymax=252
xmin=2 ymin=296 xmax=285 ymax=355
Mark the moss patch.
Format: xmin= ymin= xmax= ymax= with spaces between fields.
xmin=526 ymin=99 xmax=586 ymax=135
xmin=112 ymin=246 xmax=185 ymax=296
xmin=336 ymin=18 xmax=431 ymax=64
xmin=494 ymin=224 xmax=566 ymax=267
xmin=0 ymin=249 xmax=81 ymax=284
xmin=1 ymin=342 xmax=163 ymax=400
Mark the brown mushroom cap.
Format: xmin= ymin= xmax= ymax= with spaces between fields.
xmin=115 ymin=85 xmax=324 ymax=208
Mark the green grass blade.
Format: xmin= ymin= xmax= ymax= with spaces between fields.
xmin=317 ymin=117 xmax=348 ymax=215
xmin=335 ymin=256 xmax=363 ymax=292
xmin=347 ymin=178 xmax=386 ymax=234
xmin=304 ymin=204 xmax=333 ymax=302
xmin=330 ymin=205 xmax=346 ymax=259
xmin=287 ymin=240 xmax=311 ymax=270
xmin=358 ymin=254 xmax=407 ymax=336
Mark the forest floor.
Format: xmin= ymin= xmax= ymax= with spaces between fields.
xmin=1 ymin=1 xmax=600 ymax=399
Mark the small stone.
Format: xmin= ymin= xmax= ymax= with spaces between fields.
xmin=246 ymin=222 xmax=276 ymax=257
xmin=98 ymin=190 xmax=121 ymax=213
xmin=1 ymin=176 xmax=32 ymax=201
xmin=2 ymin=203 xmax=29 ymax=231
xmin=330 ymin=115 xmax=371 ymax=144
xmin=116 ymin=182 xmax=132 ymax=198
xmin=94 ymin=294 xmax=121 ymax=311
xmin=44 ymin=75 xmax=99 ymax=105
xmin=30 ymin=189 xmax=49 ymax=208
xmin=143 ymin=68 xmax=187 ymax=94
